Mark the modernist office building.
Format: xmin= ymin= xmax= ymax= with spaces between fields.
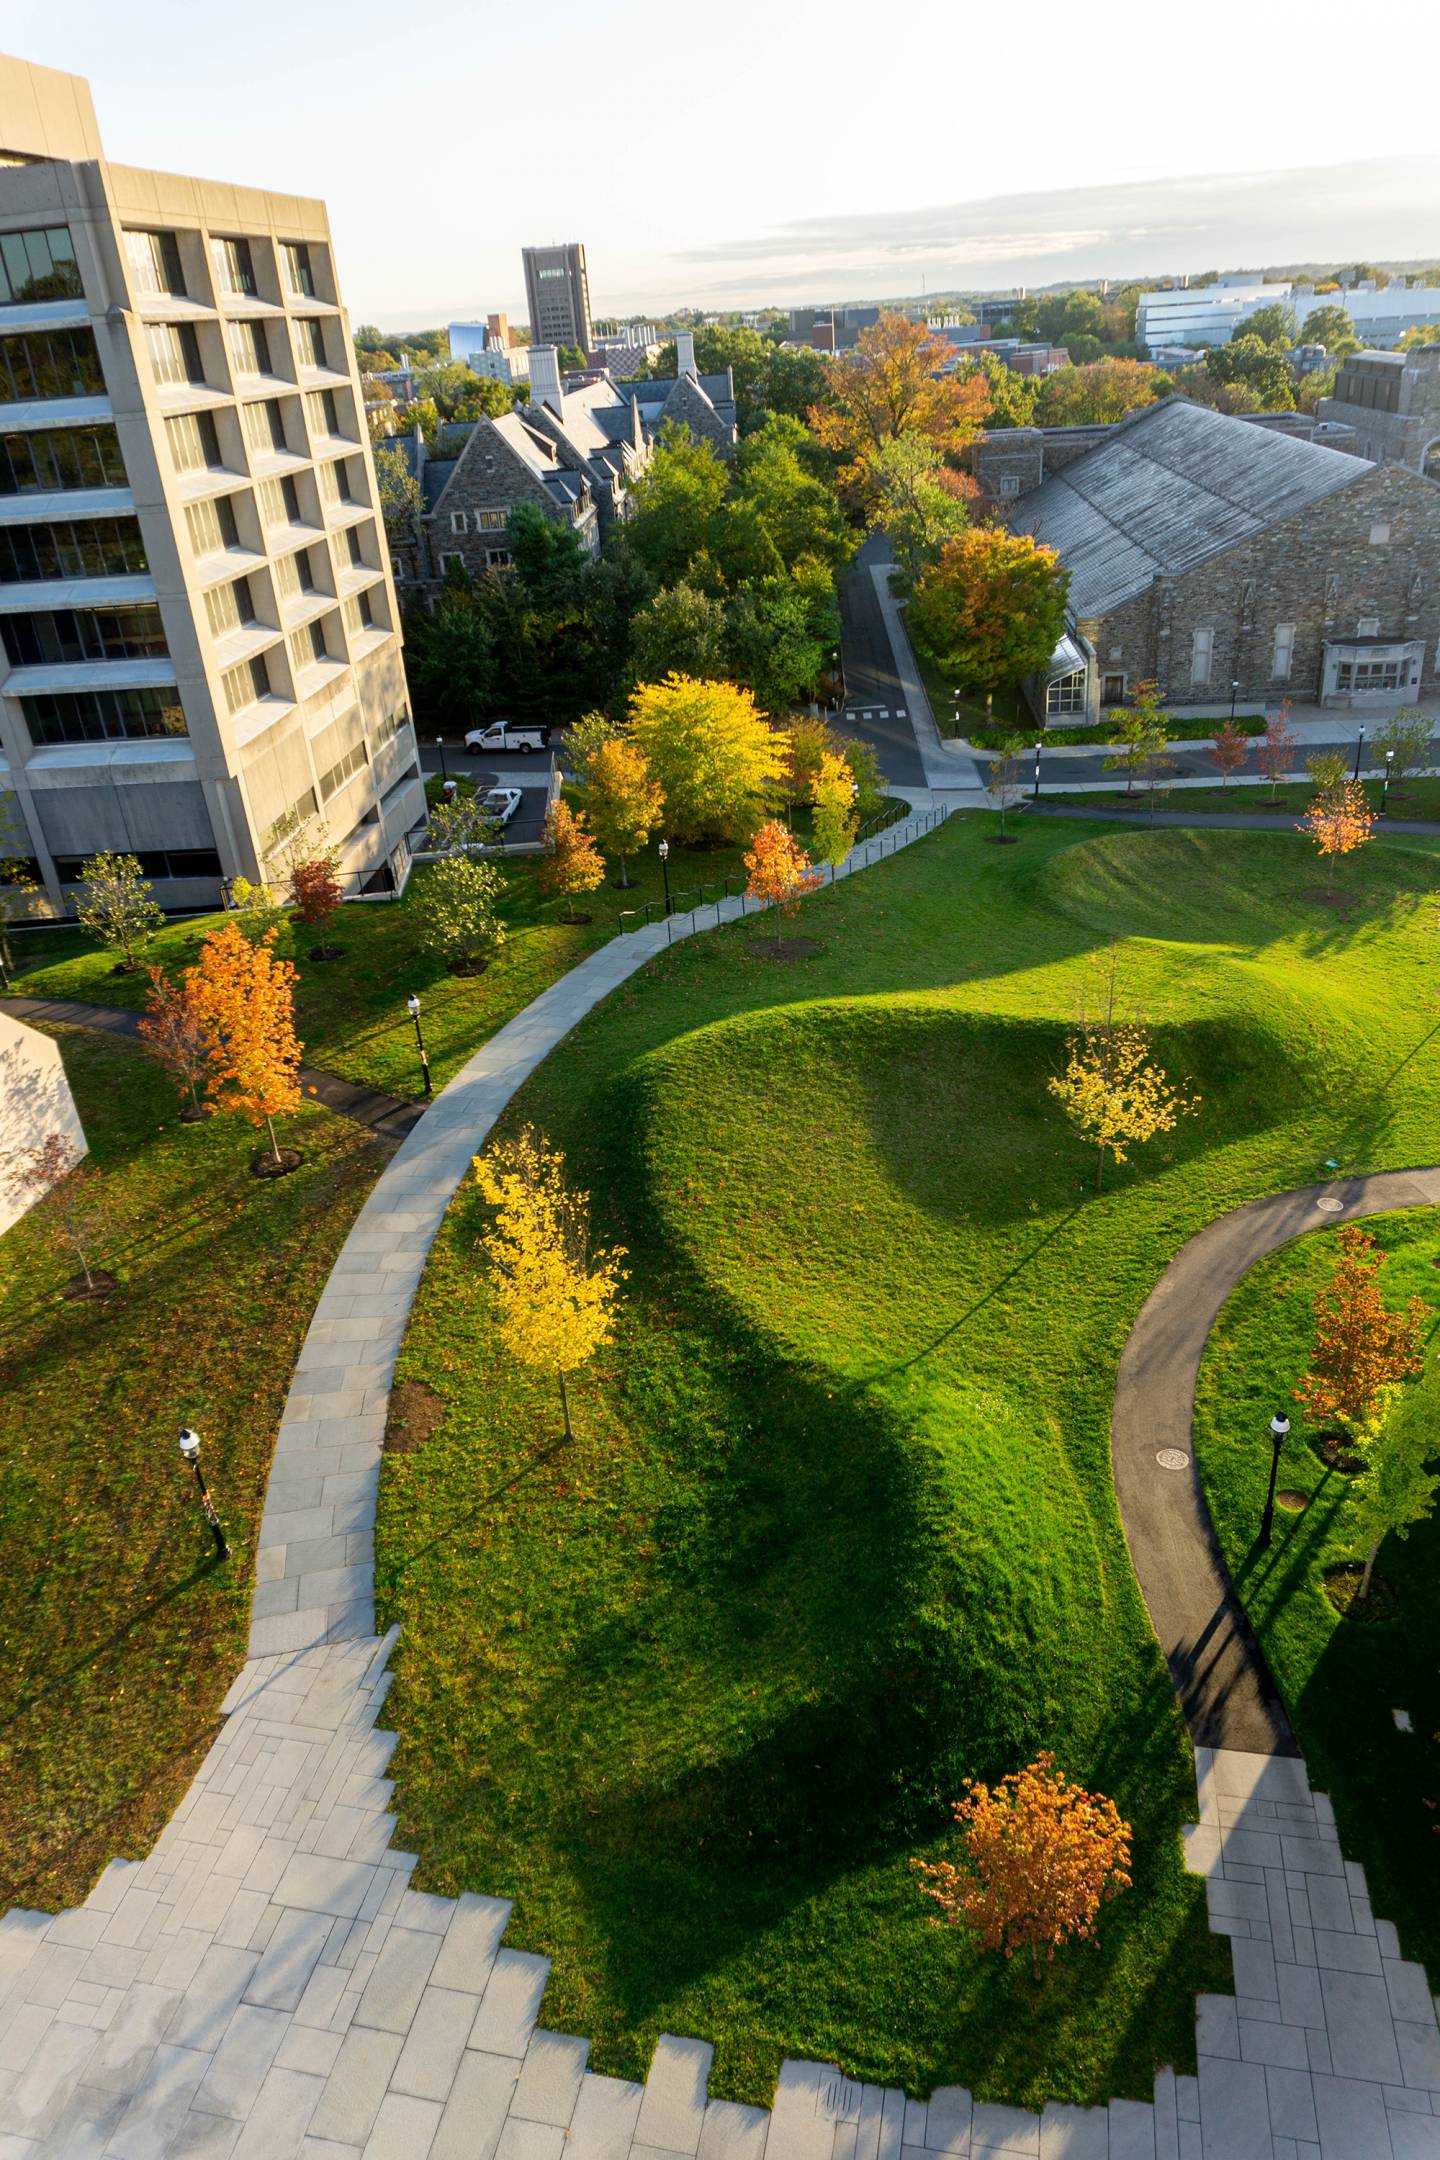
xmin=0 ymin=53 xmax=423 ymax=911
xmin=521 ymin=243 xmax=593 ymax=354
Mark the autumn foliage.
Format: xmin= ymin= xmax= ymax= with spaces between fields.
xmin=1296 ymin=1224 xmax=1426 ymax=1432
xmin=578 ymin=737 xmax=664 ymax=887
xmin=1298 ymin=774 xmax=1374 ymax=895
xmin=1207 ymin=721 xmax=1249 ymax=788
xmin=744 ymin=819 xmax=822 ymax=946
xmin=288 ymin=854 xmax=344 ymax=945
xmin=137 ymin=967 xmax=210 ymax=1116
xmin=185 ymin=924 xmax=302 ymax=1164
xmin=472 ymin=1128 xmax=627 ymax=1439
xmin=1048 ymin=966 xmax=1199 ymax=1190
xmin=1258 ymin=703 xmax=1298 ymax=798
xmin=538 ymin=800 xmax=606 ymax=921
xmin=811 ymin=311 xmax=989 ymax=503
xmin=908 ymin=527 xmax=1069 ymax=694
xmin=912 ymin=1753 xmax=1132 ymax=1972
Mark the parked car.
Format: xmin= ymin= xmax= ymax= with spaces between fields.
xmin=464 ymin=721 xmax=550 ymax=755
xmin=480 ymin=787 xmax=523 ymax=827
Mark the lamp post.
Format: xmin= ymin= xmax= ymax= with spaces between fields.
xmin=406 ymin=992 xmax=432 ymax=1097
xmin=434 ymin=734 xmax=448 ymax=783
xmin=1382 ymin=748 xmax=1394 ymax=814
xmin=1352 ymin=723 xmax=1365 ymax=783
xmin=178 ymin=1429 xmax=228 ymax=1560
xmin=1033 ymin=739 xmax=1042 ymax=804
xmin=1258 ymin=1412 xmax=1290 ymax=1550
xmin=1229 ymin=678 xmax=1240 ymax=723
xmin=658 ymin=837 xmax=672 ymax=917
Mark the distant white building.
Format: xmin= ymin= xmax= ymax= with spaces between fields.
xmin=1137 ymin=276 xmax=1440 ymax=354
xmin=447 ymin=317 xmax=520 ymax=384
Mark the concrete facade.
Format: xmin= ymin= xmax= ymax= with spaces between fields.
xmin=1138 ymin=275 xmax=1440 ymax=353
xmin=521 ymin=243 xmax=592 ymax=354
xmin=0 ymin=54 xmax=425 ymax=912
xmin=0 ymin=1006 xmax=87 ymax=1231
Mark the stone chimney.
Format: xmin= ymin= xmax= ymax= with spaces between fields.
xmin=528 ymin=345 xmax=565 ymax=418
xmin=675 ymin=330 xmax=698 ymax=380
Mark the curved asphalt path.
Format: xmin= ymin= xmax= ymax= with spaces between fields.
xmin=1113 ymin=1165 xmax=1440 ymax=1756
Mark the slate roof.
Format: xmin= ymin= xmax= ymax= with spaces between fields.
xmin=1011 ymin=398 xmax=1374 ymax=617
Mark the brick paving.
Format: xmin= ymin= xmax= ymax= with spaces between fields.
xmin=5 ymin=798 xmax=1439 ymax=2156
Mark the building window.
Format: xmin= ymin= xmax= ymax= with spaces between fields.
xmin=0 ymin=226 xmax=83 ymax=305
xmin=259 ymin=473 xmax=305 ymax=528
xmin=166 ymin=409 xmax=224 ymax=475
xmin=261 ymin=791 xmax=318 ymax=854
xmin=203 ymin=576 xmax=259 ymax=638
xmin=345 ymin=525 xmax=367 ymax=568
xmin=2 ymin=604 xmax=168 ymax=666
xmin=0 ymin=423 xmax=126 ymax=494
xmin=1369 ymin=521 xmax=1391 ymax=546
xmin=185 ymin=493 xmax=241 ymax=557
xmin=289 ymin=618 xmax=332 ymax=672
xmin=0 ymin=516 xmax=147 ymax=582
xmin=22 ymin=687 xmax=186 ymax=744
xmin=275 ymin=545 xmax=325 ymax=600
xmin=450 ymin=510 xmax=469 ymax=533
xmin=146 ymin=321 xmax=206 ymax=388
xmin=1357 ymin=616 xmax=1380 ymax=637
xmin=1102 ymin=673 xmax=1126 ymax=704
xmin=438 ymin=552 xmax=461 ymax=573
xmin=1272 ymin=624 xmax=1295 ymax=681
xmin=1190 ymin=627 xmax=1214 ymax=688
xmin=209 ymin=236 xmax=257 ymax=296
xmin=280 ymin=242 xmax=316 ymax=298
xmin=227 ymin=318 xmax=270 ymax=377
xmin=0 ymin=326 xmax=105 ymax=402
xmin=295 ymin=317 xmax=328 ymax=370
xmin=477 ymin=509 xmax=506 ymax=530
xmin=344 ymin=590 xmax=379 ymax=638
xmin=243 ymin=398 xmax=290 ymax=455
xmin=319 ymin=737 xmax=369 ymax=802
xmin=998 ymin=474 xmax=1020 ymax=500
xmin=1045 ymin=668 xmax=1086 ymax=717
xmin=124 ymin=229 xmax=186 ymax=299
xmin=221 ymin=654 xmax=273 ymax=713
xmin=306 ymin=387 xmax=342 ymax=438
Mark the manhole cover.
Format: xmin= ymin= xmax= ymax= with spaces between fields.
xmin=1315 ymin=1197 xmax=1345 ymax=1212
xmin=1156 ymin=1448 xmax=1191 ymax=1470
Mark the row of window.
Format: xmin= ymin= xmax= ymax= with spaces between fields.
xmin=0 ymin=423 xmax=126 ymax=495
xmin=1 ymin=604 xmax=168 ymax=668
xmin=0 ymin=325 xmax=105 ymax=404
xmin=319 ymin=736 xmax=369 ymax=803
xmin=126 ymin=228 xmax=319 ymax=304
xmin=1191 ymin=624 xmax=1298 ymax=687
xmin=0 ymin=516 xmax=148 ymax=583
xmin=449 ymin=509 xmax=507 ymax=533
xmin=53 ymin=849 xmax=222 ymax=883
xmin=0 ymin=227 xmax=82 ymax=307
xmin=23 ymin=687 xmax=186 ymax=745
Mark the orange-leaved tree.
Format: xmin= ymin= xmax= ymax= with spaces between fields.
xmin=1298 ymin=773 xmax=1374 ymax=898
xmin=578 ymin=737 xmax=664 ymax=889
xmin=1208 ymin=720 xmax=1249 ymax=790
xmin=538 ymin=800 xmax=606 ymax=922
xmin=912 ymin=1752 xmax=1132 ymax=1972
xmin=1258 ymin=702 xmax=1297 ymax=799
xmin=185 ymin=923 xmax=302 ymax=1168
xmin=1296 ymin=1224 xmax=1426 ymax=1435
xmin=288 ymin=853 xmax=344 ymax=956
xmin=810 ymin=311 xmax=989 ymax=505
xmin=137 ymin=966 xmax=210 ymax=1118
xmin=745 ymin=818 xmax=822 ymax=948
xmin=908 ymin=528 xmax=1069 ymax=707
xmin=472 ymin=1127 xmax=627 ymax=1441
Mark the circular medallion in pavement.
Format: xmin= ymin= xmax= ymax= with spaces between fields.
xmin=1315 ymin=1197 xmax=1345 ymax=1212
xmin=1156 ymin=1448 xmax=1191 ymax=1470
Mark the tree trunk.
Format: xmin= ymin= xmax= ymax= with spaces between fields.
xmin=1359 ymin=1536 xmax=1380 ymax=1601
xmin=774 ymin=901 xmax=783 ymax=951
xmin=617 ymin=852 xmax=631 ymax=889
xmin=266 ymin=1112 xmax=282 ymax=1166
xmin=75 ymin=1240 xmax=94 ymax=1290
xmin=566 ymin=895 xmax=575 ymax=923
xmin=1096 ymin=1145 xmax=1105 ymax=1193
xmin=558 ymin=1369 xmax=573 ymax=1443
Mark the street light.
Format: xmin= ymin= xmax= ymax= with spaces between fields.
xmin=1229 ymin=678 xmax=1240 ymax=723
xmin=658 ymin=837 xmax=672 ymax=917
xmin=177 ymin=1428 xmax=229 ymax=1560
xmin=406 ymin=992 xmax=432 ymax=1097
xmin=1382 ymin=748 xmax=1394 ymax=815
xmin=434 ymin=734 xmax=449 ymax=783
xmin=1033 ymin=739 xmax=1043 ymax=804
xmin=1258 ymin=1412 xmax=1290 ymax=1550
xmin=1352 ymin=723 xmax=1365 ymax=783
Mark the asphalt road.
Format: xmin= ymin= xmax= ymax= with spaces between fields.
xmin=420 ymin=745 xmax=551 ymax=844
xmin=836 ymin=535 xmax=928 ymax=788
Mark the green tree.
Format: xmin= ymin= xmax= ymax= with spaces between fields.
xmin=626 ymin=675 xmax=787 ymax=842
xmin=0 ymin=855 xmax=44 ymax=988
xmin=1347 ymin=1385 xmax=1439 ymax=1601
xmin=1242 ymin=301 xmax=1298 ymax=349
xmin=404 ymin=580 xmax=495 ymax=729
xmin=415 ymin=360 xmax=484 ymax=417
xmin=1034 ymin=358 xmax=1162 ymax=427
xmin=1204 ymin=336 xmax=1296 ymax=411
xmin=724 ymin=581 xmax=827 ymax=714
xmin=75 ymin=852 xmax=165 ymax=973
xmin=631 ymin=583 xmax=729 ymax=683
xmin=735 ymin=416 xmax=852 ymax=573
xmin=625 ymin=429 xmax=731 ymax=586
xmin=865 ymin=434 xmax=973 ymax=582
xmin=412 ymin=853 xmax=507 ymax=973
xmin=1375 ymin=708 xmax=1433 ymax=789
xmin=908 ymin=528 xmax=1069 ymax=697
xmin=1300 ymin=303 xmax=1358 ymax=353
xmin=1104 ymin=681 xmax=1171 ymax=793
xmin=374 ymin=445 xmax=423 ymax=538
xmin=957 ymin=353 xmax=1039 ymax=430
xmin=452 ymin=377 xmax=515 ymax=421
xmin=508 ymin=503 xmax=588 ymax=610
xmin=1345 ymin=264 xmax=1390 ymax=290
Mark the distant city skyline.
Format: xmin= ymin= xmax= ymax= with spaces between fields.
xmin=13 ymin=0 xmax=1440 ymax=331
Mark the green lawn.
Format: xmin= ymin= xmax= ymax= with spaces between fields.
xmin=1045 ymin=774 xmax=1440 ymax=820
xmin=1 ymin=815 xmax=903 ymax=1103
xmin=0 ymin=1028 xmax=382 ymax=1912
xmin=373 ymin=816 xmax=1440 ymax=2108
xmin=1194 ymin=1211 xmax=1440 ymax=1980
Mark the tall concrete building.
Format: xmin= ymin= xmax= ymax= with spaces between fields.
xmin=0 ymin=52 xmax=422 ymax=912
xmin=521 ymin=242 xmax=592 ymax=353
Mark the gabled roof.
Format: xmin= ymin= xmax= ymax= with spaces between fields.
xmin=1011 ymin=398 xmax=1374 ymax=617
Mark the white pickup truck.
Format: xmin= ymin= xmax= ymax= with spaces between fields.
xmin=463 ymin=720 xmax=551 ymax=756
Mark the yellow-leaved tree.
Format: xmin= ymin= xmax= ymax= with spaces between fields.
xmin=811 ymin=749 xmax=860 ymax=866
xmin=1047 ymin=961 xmax=1198 ymax=1190
xmin=626 ymin=675 xmax=788 ymax=843
xmin=472 ymin=1128 xmax=627 ymax=1440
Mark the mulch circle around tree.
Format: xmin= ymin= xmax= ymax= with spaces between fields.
xmin=111 ymin=960 xmax=141 ymax=976
xmin=1276 ymin=1489 xmax=1310 ymax=1512
xmin=1310 ymin=1429 xmax=1367 ymax=1475
xmin=61 ymin=1269 xmax=118 ymax=1301
xmin=179 ymin=1102 xmax=214 ymax=1124
xmin=985 ymin=834 xmax=1021 ymax=846
xmin=250 ymin=1147 xmax=304 ymax=1180
xmin=747 ymin=937 xmax=824 ymax=962
xmin=1302 ymin=889 xmax=1361 ymax=910
xmin=307 ymin=945 xmax=344 ymax=963
xmin=561 ymin=914 xmax=594 ymax=927
xmin=449 ymin=956 xmax=491 ymax=978
xmin=1323 ymin=1561 xmax=1399 ymax=1624
xmin=384 ymin=1379 xmax=446 ymax=1455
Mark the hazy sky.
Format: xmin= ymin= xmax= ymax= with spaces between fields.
xmin=13 ymin=0 xmax=1440 ymax=329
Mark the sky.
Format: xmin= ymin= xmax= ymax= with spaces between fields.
xmin=12 ymin=0 xmax=1440 ymax=331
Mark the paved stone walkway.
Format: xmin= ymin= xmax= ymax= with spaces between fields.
xmin=6 ymin=802 xmax=1440 ymax=2157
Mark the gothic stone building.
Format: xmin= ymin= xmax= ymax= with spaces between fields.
xmin=400 ymin=337 xmax=737 ymax=593
xmin=982 ymin=398 xmax=1440 ymax=722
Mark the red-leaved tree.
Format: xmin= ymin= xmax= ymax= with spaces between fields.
xmin=137 ymin=967 xmax=210 ymax=1118
xmin=288 ymin=855 xmax=344 ymax=957
xmin=1208 ymin=721 xmax=1248 ymax=790
xmin=744 ymin=819 xmax=822 ymax=949
xmin=1258 ymin=703 xmax=1298 ymax=800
